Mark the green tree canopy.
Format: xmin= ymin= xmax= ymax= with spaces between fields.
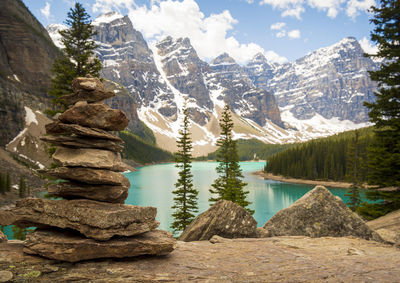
xmin=48 ymin=2 xmax=102 ymax=114
xmin=171 ymin=104 xmax=199 ymax=234
xmin=210 ymin=104 xmax=253 ymax=214
xmin=360 ymin=0 xmax=400 ymax=219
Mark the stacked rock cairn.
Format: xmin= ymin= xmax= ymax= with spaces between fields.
xmin=0 ymin=77 xmax=176 ymax=262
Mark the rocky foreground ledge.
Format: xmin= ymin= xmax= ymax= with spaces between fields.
xmin=1 ymin=236 xmax=400 ymax=282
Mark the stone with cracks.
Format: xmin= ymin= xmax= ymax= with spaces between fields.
xmin=261 ymin=186 xmax=383 ymax=242
xmin=52 ymin=147 xmax=126 ymax=172
xmin=41 ymin=167 xmax=128 ymax=185
xmin=45 ymin=121 xmax=123 ymax=142
xmin=24 ymin=229 xmax=176 ymax=262
xmin=58 ymin=101 xmax=129 ymax=131
xmin=41 ymin=135 xmax=124 ymax=152
xmin=61 ymin=89 xmax=115 ymax=105
xmin=0 ymin=198 xmax=159 ymax=241
xmin=179 ymin=200 xmax=257 ymax=242
xmin=48 ymin=181 xmax=129 ymax=203
xmin=367 ymin=209 xmax=400 ymax=245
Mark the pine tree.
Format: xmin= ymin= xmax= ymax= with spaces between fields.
xmin=19 ymin=176 xmax=26 ymax=198
xmin=359 ymin=0 xmax=400 ymax=219
xmin=171 ymin=105 xmax=198 ymax=234
xmin=345 ymin=131 xmax=362 ymax=212
xmin=210 ymin=104 xmax=253 ymax=214
xmin=48 ymin=2 xmax=102 ymax=114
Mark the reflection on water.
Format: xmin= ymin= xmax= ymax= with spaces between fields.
xmin=124 ymin=161 xmax=351 ymax=232
xmin=3 ymin=161 xmax=353 ymax=239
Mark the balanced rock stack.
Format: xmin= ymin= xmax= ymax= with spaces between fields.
xmin=0 ymin=77 xmax=176 ymax=262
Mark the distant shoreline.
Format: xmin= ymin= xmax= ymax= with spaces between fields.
xmin=253 ymin=171 xmax=352 ymax=189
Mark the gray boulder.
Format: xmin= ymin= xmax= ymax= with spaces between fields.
xmin=0 ymin=198 xmax=159 ymax=241
xmin=40 ymin=135 xmax=124 ymax=152
xmin=261 ymin=186 xmax=383 ymax=242
xmin=179 ymin=200 xmax=257 ymax=242
xmin=24 ymin=229 xmax=176 ymax=262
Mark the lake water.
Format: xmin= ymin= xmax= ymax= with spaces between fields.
xmin=3 ymin=161 xmax=353 ymax=239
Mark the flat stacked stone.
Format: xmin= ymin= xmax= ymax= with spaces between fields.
xmin=0 ymin=77 xmax=176 ymax=262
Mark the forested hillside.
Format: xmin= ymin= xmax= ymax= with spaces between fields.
xmin=264 ymin=128 xmax=374 ymax=182
xmin=198 ymin=139 xmax=295 ymax=161
xmin=120 ymin=131 xmax=174 ymax=164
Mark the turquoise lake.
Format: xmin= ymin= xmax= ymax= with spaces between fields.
xmin=3 ymin=161 xmax=353 ymax=238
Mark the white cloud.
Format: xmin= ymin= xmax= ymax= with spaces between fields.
xmin=276 ymin=30 xmax=286 ymax=38
xmin=359 ymin=36 xmax=378 ymax=55
xmin=270 ymin=22 xmax=286 ymax=30
xmin=259 ymin=0 xmax=373 ymax=19
xmin=346 ymin=0 xmax=375 ymax=19
xmin=40 ymin=2 xmax=51 ymax=19
xmin=264 ymin=50 xmax=288 ymax=64
xmin=92 ymin=0 xmax=286 ymax=64
xmin=245 ymin=0 xmax=255 ymax=3
xmin=288 ymin=29 xmax=301 ymax=39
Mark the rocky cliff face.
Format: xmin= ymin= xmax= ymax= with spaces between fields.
xmin=246 ymin=37 xmax=377 ymax=124
xmin=0 ymin=0 xmax=61 ymax=145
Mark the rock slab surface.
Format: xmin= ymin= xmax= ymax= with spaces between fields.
xmin=2 ymin=236 xmax=400 ymax=282
xmin=367 ymin=209 xmax=400 ymax=245
xmin=41 ymin=135 xmax=123 ymax=152
xmin=58 ymin=102 xmax=129 ymax=131
xmin=0 ymin=198 xmax=159 ymax=241
xmin=262 ymin=186 xmax=383 ymax=242
xmin=179 ymin=200 xmax=257 ymax=241
xmin=47 ymin=181 xmax=129 ymax=203
xmin=24 ymin=229 xmax=176 ymax=262
xmin=52 ymin=147 xmax=126 ymax=172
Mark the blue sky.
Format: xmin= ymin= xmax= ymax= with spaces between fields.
xmin=22 ymin=0 xmax=378 ymax=64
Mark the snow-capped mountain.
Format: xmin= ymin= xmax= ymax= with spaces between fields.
xmin=46 ymin=13 xmax=378 ymax=155
xmin=246 ymin=37 xmax=377 ymax=128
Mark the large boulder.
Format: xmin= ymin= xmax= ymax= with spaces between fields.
xmin=58 ymin=101 xmax=129 ymax=131
xmin=24 ymin=229 xmax=176 ymax=262
xmin=45 ymin=122 xmax=123 ymax=142
xmin=0 ymin=198 xmax=159 ymax=241
xmin=41 ymin=167 xmax=128 ymax=185
xmin=367 ymin=209 xmax=400 ymax=245
xmin=261 ymin=186 xmax=383 ymax=242
xmin=48 ymin=181 xmax=129 ymax=204
xmin=179 ymin=200 xmax=257 ymax=242
xmin=0 ymin=230 xmax=7 ymax=243
xmin=41 ymin=135 xmax=123 ymax=152
xmin=52 ymin=147 xmax=126 ymax=172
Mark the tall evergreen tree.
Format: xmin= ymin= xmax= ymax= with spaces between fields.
xmin=210 ymin=104 xmax=253 ymax=214
xmin=171 ymin=105 xmax=198 ymax=234
xmin=48 ymin=2 xmax=102 ymax=114
xmin=5 ymin=172 xmax=11 ymax=192
xmin=19 ymin=176 xmax=26 ymax=198
xmin=359 ymin=0 xmax=400 ymax=219
xmin=0 ymin=173 xmax=5 ymax=195
xmin=345 ymin=131 xmax=363 ymax=212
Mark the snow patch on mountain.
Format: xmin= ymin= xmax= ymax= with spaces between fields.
xmin=92 ymin=12 xmax=124 ymax=25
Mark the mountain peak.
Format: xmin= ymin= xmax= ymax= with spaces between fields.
xmin=210 ymin=53 xmax=236 ymax=66
xmin=250 ymin=52 xmax=268 ymax=63
xmin=92 ymin=12 xmax=124 ymax=26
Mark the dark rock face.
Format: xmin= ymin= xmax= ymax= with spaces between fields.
xmin=24 ymin=229 xmax=177 ymax=263
xmin=47 ymin=181 xmax=129 ymax=204
xmin=0 ymin=198 xmax=159 ymax=241
xmin=0 ymin=0 xmax=60 ymax=145
xmin=246 ymin=38 xmax=378 ymax=123
xmin=58 ymin=101 xmax=129 ymax=131
xmin=179 ymin=200 xmax=257 ymax=241
xmin=261 ymin=186 xmax=383 ymax=242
